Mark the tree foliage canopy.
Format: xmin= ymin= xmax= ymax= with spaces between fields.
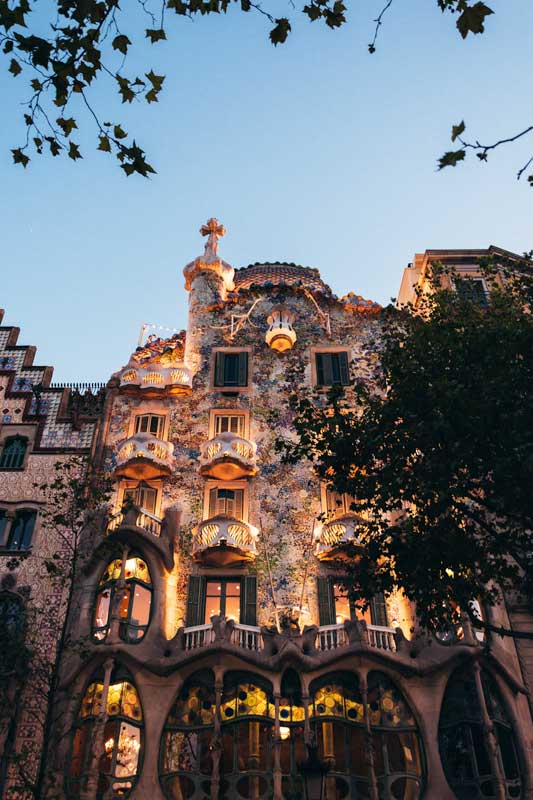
xmin=278 ymin=259 xmax=533 ymax=636
xmin=3 ymin=0 xmax=520 ymax=179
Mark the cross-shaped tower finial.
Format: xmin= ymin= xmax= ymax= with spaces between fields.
xmin=200 ymin=217 xmax=226 ymax=260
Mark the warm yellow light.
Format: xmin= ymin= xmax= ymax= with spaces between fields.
xmin=104 ymin=737 xmax=115 ymax=753
xmin=445 ymin=567 xmax=455 ymax=578
xmin=279 ymin=726 xmax=290 ymax=740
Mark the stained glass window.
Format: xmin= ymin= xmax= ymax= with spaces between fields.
xmin=93 ymin=556 xmax=152 ymax=643
xmin=68 ymin=668 xmax=142 ymax=799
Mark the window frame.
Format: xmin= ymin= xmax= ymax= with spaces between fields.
xmin=133 ymin=413 xmax=166 ymax=439
xmin=92 ymin=555 xmax=153 ymax=644
xmin=451 ymin=274 xmax=489 ymax=304
xmin=0 ymin=435 xmax=29 ymax=470
xmin=0 ymin=506 xmax=38 ymax=552
xmin=310 ymin=346 xmax=351 ymax=389
xmin=209 ymin=409 xmax=249 ymax=439
xmin=203 ymin=480 xmax=249 ymax=521
xmin=118 ymin=480 xmax=161 ymax=516
xmin=317 ymin=576 xmax=388 ymax=628
xmin=321 ymin=484 xmax=356 ymax=518
xmin=211 ymin=348 xmax=252 ymax=392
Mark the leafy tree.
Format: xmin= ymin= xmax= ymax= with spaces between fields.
xmin=2 ymin=0 xmax=514 ymax=178
xmin=278 ymin=258 xmax=533 ymax=638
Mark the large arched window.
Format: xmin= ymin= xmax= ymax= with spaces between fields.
xmin=0 ymin=436 xmax=28 ymax=470
xmin=220 ymin=672 xmax=275 ymax=799
xmin=439 ymin=666 xmax=522 ymax=799
xmin=160 ymin=670 xmax=216 ymax=800
xmin=68 ymin=666 xmax=143 ymax=799
xmin=93 ymin=556 xmax=152 ymax=643
xmin=367 ymin=671 xmax=424 ymax=800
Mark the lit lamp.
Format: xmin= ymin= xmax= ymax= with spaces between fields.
xmin=298 ymin=744 xmax=330 ymax=800
xmin=265 ymin=306 xmax=297 ymax=353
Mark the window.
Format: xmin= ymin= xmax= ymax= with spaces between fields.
xmin=208 ymin=486 xmax=245 ymax=519
xmin=122 ymin=482 xmax=158 ymax=514
xmin=93 ymin=556 xmax=152 ymax=643
xmin=439 ymin=666 xmax=521 ymax=799
xmin=185 ymin=575 xmax=257 ymax=627
xmin=68 ymin=666 xmax=143 ymax=799
xmin=324 ymin=488 xmax=356 ymax=517
xmin=160 ymin=670 xmax=215 ymax=800
xmin=317 ymin=577 xmax=388 ymax=627
xmin=214 ymin=351 xmax=249 ymax=388
xmin=134 ymin=414 xmax=165 ymax=438
xmin=213 ymin=412 xmax=246 ymax=438
xmin=315 ymin=351 xmax=350 ymax=387
xmin=455 ymin=277 xmax=488 ymax=305
xmin=0 ymin=509 xmax=37 ymax=551
xmin=0 ymin=436 xmax=28 ymax=470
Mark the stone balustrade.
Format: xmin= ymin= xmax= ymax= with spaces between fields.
xmin=317 ymin=622 xmax=397 ymax=652
xmin=119 ymin=364 xmax=193 ymax=394
xmin=314 ymin=513 xmax=364 ymax=561
xmin=192 ymin=515 xmax=259 ymax=565
xmin=199 ymin=431 xmax=258 ymax=479
xmin=115 ymin=432 xmax=173 ymax=479
xmin=107 ymin=507 xmax=163 ymax=538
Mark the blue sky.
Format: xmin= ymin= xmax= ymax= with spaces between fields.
xmin=1 ymin=0 xmax=532 ymax=381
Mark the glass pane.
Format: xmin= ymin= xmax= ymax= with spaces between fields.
xmin=333 ymin=585 xmax=352 ymax=623
xmin=69 ymin=724 xmax=91 ymax=777
xmin=135 ymin=416 xmax=148 ymax=433
xmin=94 ymin=589 xmax=111 ymax=636
xmin=224 ymin=595 xmax=240 ymax=622
xmin=205 ymin=582 xmax=222 ymax=623
xmin=115 ymin=721 xmax=141 ymax=778
xmin=130 ymin=585 xmax=151 ymax=627
xmin=138 ymin=486 xmax=156 ymax=513
xmin=119 ymin=587 xmax=131 ymax=619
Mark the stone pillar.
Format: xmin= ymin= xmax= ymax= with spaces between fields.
xmin=210 ymin=673 xmax=223 ymax=800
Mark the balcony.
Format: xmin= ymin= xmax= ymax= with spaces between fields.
xmin=317 ymin=623 xmax=397 ymax=653
xmin=107 ymin=507 xmax=163 ymax=538
xmin=183 ymin=621 xmax=263 ymax=652
xmin=119 ymin=364 xmax=193 ymax=395
xmin=198 ymin=432 xmax=257 ymax=480
xmin=115 ymin=433 xmax=173 ymax=479
xmin=314 ymin=514 xmax=364 ymax=561
xmin=192 ymin=515 xmax=259 ymax=565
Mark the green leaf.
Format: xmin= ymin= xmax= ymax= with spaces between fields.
xmin=145 ymin=70 xmax=165 ymax=91
xmin=451 ymin=120 xmax=465 ymax=142
xmin=437 ymin=149 xmax=466 ymax=169
xmin=145 ymin=28 xmax=167 ymax=43
xmin=112 ymin=34 xmax=132 ymax=54
xmin=113 ymin=124 xmax=127 ymax=139
xmin=68 ymin=141 xmax=82 ymax=160
xmin=12 ymin=148 xmax=29 ymax=167
xmin=456 ymin=2 xmax=494 ymax=39
xmin=98 ymin=134 xmax=111 ymax=152
xmin=9 ymin=57 xmax=22 ymax=76
xmin=269 ymin=17 xmax=291 ymax=45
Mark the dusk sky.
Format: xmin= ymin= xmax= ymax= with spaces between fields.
xmin=2 ymin=0 xmax=532 ymax=382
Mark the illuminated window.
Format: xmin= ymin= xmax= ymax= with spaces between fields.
xmin=315 ymin=351 xmax=350 ymax=387
xmin=93 ymin=556 xmax=152 ymax=643
xmin=122 ymin=482 xmax=158 ymax=514
xmin=439 ymin=666 xmax=521 ymax=799
xmin=1 ymin=509 xmax=37 ymax=551
xmin=68 ymin=667 xmax=143 ymax=799
xmin=208 ymin=487 xmax=245 ymax=519
xmin=317 ymin=577 xmax=388 ymax=627
xmin=134 ymin=414 xmax=165 ymax=438
xmin=214 ymin=351 xmax=249 ymax=388
xmin=220 ymin=673 xmax=275 ymax=799
xmin=0 ymin=436 xmax=28 ymax=470
xmin=213 ymin=412 xmax=246 ymax=437
xmin=160 ymin=671 xmax=216 ymax=800
xmin=185 ymin=576 xmax=256 ymax=628
xmin=324 ymin=488 xmax=356 ymax=517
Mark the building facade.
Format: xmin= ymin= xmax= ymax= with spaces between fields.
xmin=3 ymin=228 xmax=533 ymax=800
xmin=0 ymin=311 xmax=102 ymax=797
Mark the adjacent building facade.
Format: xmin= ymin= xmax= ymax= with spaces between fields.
xmin=1 ymin=230 xmax=532 ymax=799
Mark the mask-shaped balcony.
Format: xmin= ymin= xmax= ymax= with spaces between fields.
xmin=115 ymin=433 xmax=173 ymax=479
xmin=314 ymin=514 xmax=364 ymax=561
xmin=119 ymin=364 xmax=193 ymax=395
xmin=198 ymin=432 xmax=258 ymax=480
xmin=192 ymin=515 xmax=259 ymax=566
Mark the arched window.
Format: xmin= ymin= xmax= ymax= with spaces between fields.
xmin=310 ymin=671 xmax=424 ymax=799
xmin=220 ymin=672 xmax=275 ymax=799
xmin=439 ymin=666 xmax=522 ymax=799
xmin=0 ymin=436 xmax=28 ymax=470
xmin=160 ymin=670 xmax=216 ymax=800
xmin=68 ymin=666 xmax=143 ymax=799
xmin=367 ymin=671 xmax=424 ymax=800
xmin=5 ymin=509 xmax=37 ymax=550
xmin=93 ymin=556 xmax=152 ymax=643
xmin=279 ymin=669 xmax=306 ymax=799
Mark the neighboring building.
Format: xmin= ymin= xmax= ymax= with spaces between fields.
xmin=396 ymin=245 xmax=525 ymax=307
xmin=40 ymin=224 xmax=533 ymax=800
xmin=0 ymin=311 xmax=103 ymax=797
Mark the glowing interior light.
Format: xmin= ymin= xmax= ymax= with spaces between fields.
xmin=279 ymin=726 xmax=291 ymax=740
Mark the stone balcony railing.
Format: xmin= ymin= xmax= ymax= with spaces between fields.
xmin=183 ymin=621 xmax=263 ymax=652
xmin=316 ymin=623 xmax=397 ymax=652
xmin=192 ymin=515 xmax=259 ymax=565
xmin=114 ymin=433 xmax=173 ymax=479
xmin=314 ymin=513 xmax=364 ymax=561
xmin=119 ymin=364 xmax=193 ymax=395
xmin=198 ymin=431 xmax=258 ymax=480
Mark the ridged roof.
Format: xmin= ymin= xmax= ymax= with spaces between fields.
xmin=234 ymin=262 xmax=330 ymax=293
